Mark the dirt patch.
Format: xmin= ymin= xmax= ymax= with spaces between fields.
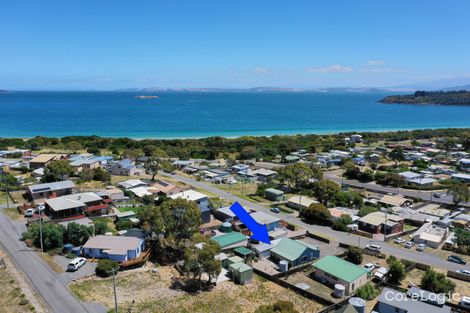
xmin=0 ymin=248 xmax=47 ymax=313
xmin=2 ymin=206 xmax=25 ymax=221
xmin=70 ymin=265 xmax=324 ymax=313
xmin=38 ymin=252 xmax=64 ymax=273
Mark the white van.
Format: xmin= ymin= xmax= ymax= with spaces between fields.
xmin=67 ymin=257 xmax=86 ymax=272
xmin=24 ymin=208 xmax=35 ymax=218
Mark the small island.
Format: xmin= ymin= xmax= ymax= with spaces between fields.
xmin=380 ymin=90 xmax=470 ymax=106
xmin=134 ymin=95 xmax=160 ymax=99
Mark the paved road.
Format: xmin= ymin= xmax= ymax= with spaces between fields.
xmin=0 ymin=206 xmax=107 ymax=313
xmin=161 ymin=172 xmax=470 ymax=272
xmin=324 ymin=171 xmax=470 ymax=208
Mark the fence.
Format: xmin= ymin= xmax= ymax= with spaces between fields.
xmin=447 ymin=270 xmax=470 ymax=282
xmin=306 ymin=231 xmax=331 ymax=244
xmin=253 ymin=267 xmax=335 ymax=306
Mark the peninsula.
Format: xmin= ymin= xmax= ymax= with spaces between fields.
xmin=380 ymin=90 xmax=470 ymax=105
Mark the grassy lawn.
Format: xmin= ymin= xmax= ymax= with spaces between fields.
xmin=2 ymin=207 xmax=24 ymax=221
xmin=403 ymin=223 xmax=417 ymax=231
xmin=70 ymin=266 xmax=323 ymax=313
xmin=0 ymin=191 xmax=13 ymax=206
xmin=116 ymin=206 xmax=142 ymax=214
xmin=0 ymin=249 xmax=45 ymax=313
xmin=76 ymin=180 xmax=108 ymax=190
xmin=38 ymin=252 xmax=64 ymax=273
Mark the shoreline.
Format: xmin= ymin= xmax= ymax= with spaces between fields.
xmin=2 ymin=125 xmax=470 ymax=141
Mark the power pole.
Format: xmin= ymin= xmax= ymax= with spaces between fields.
xmin=39 ymin=212 xmax=44 ymax=252
xmin=108 ymin=267 xmax=119 ymax=313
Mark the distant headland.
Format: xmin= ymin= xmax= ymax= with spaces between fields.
xmin=380 ymin=90 xmax=470 ymax=106
xmin=134 ymin=95 xmax=160 ymax=99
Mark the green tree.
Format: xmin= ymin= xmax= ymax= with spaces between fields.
xmin=42 ymin=160 xmax=75 ymax=182
xmin=277 ymin=163 xmax=314 ymax=190
xmin=448 ymin=182 xmax=470 ymax=207
xmin=421 ymin=269 xmax=456 ymax=294
xmin=144 ymin=157 xmax=160 ymax=181
xmin=22 ymin=223 xmax=65 ymax=251
xmin=64 ymin=222 xmax=92 ymax=246
xmin=312 ymin=179 xmax=340 ymax=206
xmin=455 ymin=228 xmax=470 ymax=254
xmin=346 ymin=246 xmax=363 ymax=265
xmin=66 ymin=141 xmax=83 ymax=153
xmin=389 ymin=147 xmax=405 ymax=167
xmin=121 ymin=148 xmax=143 ymax=160
xmin=358 ymin=206 xmax=379 ymax=217
xmin=355 ymin=283 xmax=380 ymax=300
xmin=332 ymin=214 xmax=353 ymax=232
xmin=386 ymin=256 xmax=406 ymax=284
xmin=255 ymin=301 xmax=299 ymax=313
xmin=300 ymin=203 xmax=332 ymax=226
xmin=95 ymin=259 xmax=119 ymax=277
xmin=94 ymin=220 xmax=109 ymax=235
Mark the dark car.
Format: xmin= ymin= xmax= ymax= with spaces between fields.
xmin=448 ymin=255 xmax=467 ymax=265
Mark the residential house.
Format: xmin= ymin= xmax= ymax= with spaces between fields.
xmin=459 ymin=158 xmax=470 ymax=172
xmin=252 ymin=168 xmax=277 ymax=183
xmin=375 ymin=287 xmax=451 ymax=313
xmin=108 ymin=159 xmax=142 ymax=176
xmin=70 ymin=158 xmax=100 ymax=173
xmin=452 ymin=173 xmax=470 ymax=183
xmin=213 ymin=206 xmax=238 ymax=222
xmin=29 ymin=154 xmax=68 ymax=170
xmin=44 ymin=192 xmax=109 ymax=220
xmin=27 ymin=180 xmax=75 ymax=201
xmin=231 ymin=164 xmax=250 ymax=173
xmin=211 ymin=232 xmax=248 ymax=250
xmin=287 ymin=195 xmax=318 ymax=211
xmin=96 ymin=187 xmax=128 ymax=202
xmin=83 ymin=235 xmax=145 ymax=262
xmin=399 ymin=171 xmax=421 ymax=181
xmin=412 ymin=223 xmax=448 ymax=248
xmin=169 ymin=190 xmax=211 ymax=223
xmin=350 ymin=134 xmax=363 ymax=143
xmin=417 ymin=204 xmax=450 ymax=219
xmin=148 ymin=180 xmax=184 ymax=196
xmin=358 ymin=211 xmax=404 ymax=234
xmin=172 ymin=160 xmax=194 ymax=169
xmin=283 ymin=155 xmax=300 ymax=163
xmin=249 ymin=211 xmax=281 ymax=232
xmin=117 ymin=179 xmax=148 ymax=190
xmin=378 ymin=195 xmax=412 ymax=208
xmin=264 ymin=188 xmax=284 ymax=201
xmin=270 ymin=238 xmax=320 ymax=268
xmin=313 ymin=256 xmax=369 ymax=295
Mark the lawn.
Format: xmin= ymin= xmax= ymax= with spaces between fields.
xmin=0 ymin=191 xmax=13 ymax=206
xmin=2 ymin=207 xmax=24 ymax=221
xmin=70 ymin=266 xmax=323 ymax=313
xmin=116 ymin=206 xmax=142 ymax=214
xmin=0 ymin=249 xmax=46 ymax=313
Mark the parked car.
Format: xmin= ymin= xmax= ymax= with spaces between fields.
xmin=433 ymin=193 xmax=442 ymax=198
xmin=67 ymin=257 xmax=86 ymax=272
xmin=457 ymin=269 xmax=470 ymax=276
xmin=24 ymin=208 xmax=35 ymax=218
xmin=365 ymin=244 xmax=382 ymax=252
xmin=363 ymin=263 xmax=375 ymax=272
xmin=460 ymin=296 xmax=470 ymax=309
xmin=270 ymin=207 xmax=280 ymax=214
xmin=448 ymin=255 xmax=467 ymax=265
xmin=394 ymin=237 xmax=406 ymax=244
xmin=374 ymin=262 xmax=381 ymax=268
xmin=416 ymin=243 xmax=426 ymax=251
xmin=404 ymin=241 xmax=414 ymax=249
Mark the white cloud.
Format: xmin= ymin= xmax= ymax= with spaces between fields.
xmin=366 ymin=60 xmax=385 ymax=65
xmin=252 ymin=67 xmax=271 ymax=74
xmin=360 ymin=67 xmax=407 ymax=73
xmin=305 ymin=64 xmax=353 ymax=73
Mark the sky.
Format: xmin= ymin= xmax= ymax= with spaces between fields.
xmin=1 ymin=0 xmax=470 ymax=90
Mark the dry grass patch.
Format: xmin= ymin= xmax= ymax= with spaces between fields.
xmin=38 ymin=252 xmax=64 ymax=273
xmin=3 ymin=206 xmax=24 ymax=221
xmin=70 ymin=266 xmax=323 ymax=313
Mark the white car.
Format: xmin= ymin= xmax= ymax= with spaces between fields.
xmin=460 ymin=296 xmax=470 ymax=309
xmin=67 ymin=257 xmax=86 ymax=272
xmin=457 ymin=269 xmax=470 ymax=276
xmin=416 ymin=243 xmax=426 ymax=252
xmin=365 ymin=244 xmax=382 ymax=252
xmin=404 ymin=241 xmax=414 ymax=249
xmin=24 ymin=208 xmax=35 ymax=218
xmin=394 ymin=237 xmax=406 ymax=244
xmin=363 ymin=263 xmax=375 ymax=272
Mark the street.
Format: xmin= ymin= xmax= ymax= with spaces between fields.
xmin=0 ymin=205 xmax=107 ymax=313
xmin=161 ymin=171 xmax=470 ymax=272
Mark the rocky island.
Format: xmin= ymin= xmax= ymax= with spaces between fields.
xmin=380 ymin=90 xmax=470 ymax=105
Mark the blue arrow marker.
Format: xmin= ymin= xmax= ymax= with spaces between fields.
xmin=229 ymin=202 xmax=271 ymax=244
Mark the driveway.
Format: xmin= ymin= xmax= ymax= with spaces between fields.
xmin=298 ymin=237 xmax=345 ymax=258
xmin=55 ymin=255 xmax=97 ymax=284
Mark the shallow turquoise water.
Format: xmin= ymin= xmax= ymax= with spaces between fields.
xmin=0 ymin=91 xmax=469 ymax=138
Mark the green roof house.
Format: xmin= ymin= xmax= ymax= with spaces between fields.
xmin=211 ymin=232 xmax=248 ymax=250
xmin=228 ymin=262 xmax=253 ymax=285
xmin=264 ymin=188 xmax=284 ymax=201
xmin=270 ymin=238 xmax=320 ymax=267
xmin=313 ymin=256 xmax=369 ymax=295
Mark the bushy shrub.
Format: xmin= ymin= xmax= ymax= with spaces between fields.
xmin=95 ymin=259 xmax=119 ymax=277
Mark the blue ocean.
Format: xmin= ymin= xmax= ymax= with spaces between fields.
xmin=1 ymin=91 xmax=469 ymax=138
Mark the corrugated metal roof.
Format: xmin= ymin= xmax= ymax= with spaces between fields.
xmin=313 ymin=256 xmax=368 ymax=283
xmin=270 ymin=238 xmax=318 ymax=262
xmin=211 ymin=232 xmax=247 ymax=248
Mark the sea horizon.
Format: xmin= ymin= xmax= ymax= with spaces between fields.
xmin=1 ymin=91 xmax=470 ymax=139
